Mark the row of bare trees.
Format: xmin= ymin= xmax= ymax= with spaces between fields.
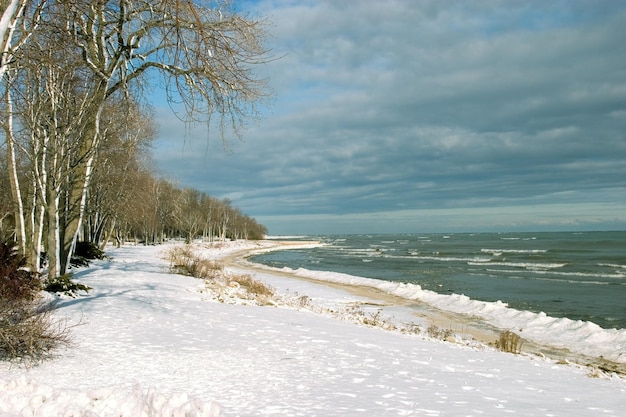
xmin=96 ymin=179 xmax=269 ymax=247
xmin=0 ymin=0 xmax=269 ymax=277
xmin=84 ymin=152 xmax=269 ymax=249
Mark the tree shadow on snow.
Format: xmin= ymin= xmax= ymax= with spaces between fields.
xmin=52 ymin=282 xmax=161 ymax=311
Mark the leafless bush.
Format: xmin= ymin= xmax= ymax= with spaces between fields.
xmin=339 ymin=304 xmax=397 ymax=331
xmin=0 ymin=240 xmax=72 ymax=363
xmin=427 ymin=324 xmax=454 ymax=341
xmin=362 ymin=309 xmax=396 ymax=330
xmin=296 ymin=295 xmax=312 ymax=308
xmin=229 ymin=274 xmax=274 ymax=298
xmin=0 ymin=300 xmax=73 ymax=363
xmin=280 ymin=292 xmax=326 ymax=312
xmin=167 ymin=246 xmax=223 ymax=279
xmin=191 ymin=259 xmax=224 ymax=279
xmin=496 ymin=330 xmax=523 ymax=354
xmin=0 ymin=242 xmax=41 ymax=302
xmin=401 ymin=323 xmax=422 ymax=335
xmin=168 ymin=246 xmax=276 ymax=304
xmin=167 ymin=245 xmax=195 ymax=269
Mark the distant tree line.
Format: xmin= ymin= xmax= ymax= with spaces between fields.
xmin=0 ymin=0 xmax=269 ymax=277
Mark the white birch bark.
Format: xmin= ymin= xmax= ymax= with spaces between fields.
xmin=0 ymin=0 xmax=24 ymax=79
xmin=46 ymin=191 xmax=60 ymax=278
xmin=64 ymin=148 xmax=96 ymax=273
xmin=2 ymin=0 xmax=47 ymax=269
xmin=3 ymin=87 xmax=27 ymax=254
xmin=31 ymin=122 xmax=48 ymax=273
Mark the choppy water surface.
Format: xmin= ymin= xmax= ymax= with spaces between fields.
xmin=252 ymin=232 xmax=626 ymax=329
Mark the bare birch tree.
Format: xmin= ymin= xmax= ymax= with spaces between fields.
xmin=1 ymin=0 xmax=47 ymax=261
xmin=0 ymin=0 xmax=44 ymax=79
xmin=58 ymin=0 xmax=268 ymax=274
xmin=84 ymin=99 xmax=156 ymax=249
xmin=4 ymin=20 xmax=97 ymax=275
xmin=3 ymin=0 xmax=268 ymax=275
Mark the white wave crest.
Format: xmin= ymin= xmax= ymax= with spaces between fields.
xmin=481 ymin=248 xmax=548 ymax=254
xmin=468 ymin=261 xmax=566 ymax=269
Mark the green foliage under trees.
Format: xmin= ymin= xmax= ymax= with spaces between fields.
xmin=69 ymin=241 xmax=107 ymax=267
xmin=44 ymin=274 xmax=91 ymax=297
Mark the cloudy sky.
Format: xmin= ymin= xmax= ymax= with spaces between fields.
xmin=152 ymin=0 xmax=626 ymax=235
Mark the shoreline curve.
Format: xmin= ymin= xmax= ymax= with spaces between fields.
xmin=220 ymin=240 xmax=625 ymax=375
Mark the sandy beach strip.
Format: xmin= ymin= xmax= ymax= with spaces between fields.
xmin=221 ymin=240 xmax=626 ymax=375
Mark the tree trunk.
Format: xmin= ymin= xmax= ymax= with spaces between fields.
xmin=46 ymin=190 xmax=60 ymax=278
xmin=0 ymin=0 xmax=25 ymax=80
xmin=33 ymin=200 xmax=45 ymax=271
xmin=99 ymin=217 xmax=116 ymax=251
xmin=3 ymin=88 xmax=27 ymax=256
xmin=61 ymin=105 xmax=102 ymax=274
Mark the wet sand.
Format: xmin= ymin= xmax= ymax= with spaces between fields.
xmin=223 ymin=240 xmax=625 ymax=375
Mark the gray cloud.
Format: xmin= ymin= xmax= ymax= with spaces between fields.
xmin=153 ymin=0 xmax=626 ymax=234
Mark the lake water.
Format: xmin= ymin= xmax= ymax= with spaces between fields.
xmin=251 ymin=231 xmax=626 ymax=330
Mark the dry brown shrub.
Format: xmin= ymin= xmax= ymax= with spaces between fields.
xmin=427 ymin=324 xmax=454 ymax=341
xmin=0 ymin=240 xmax=73 ymax=363
xmin=170 ymin=246 xmax=277 ymax=305
xmin=167 ymin=246 xmax=223 ymax=279
xmin=401 ymin=323 xmax=422 ymax=335
xmin=0 ymin=300 xmax=73 ymax=363
xmin=167 ymin=246 xmax=194 ymax=271
xmin=190 ymin=259 xmax=224 ymax=279
xmin=362 ymin=309 xmax=397 ymax=331
xmin=297 ymin=295 xmax=312 ymax=308
xmin=230 ymin=274 xmax=275 ymax=298
xmin=496 ymin=330 xmax=523 ymax=353
xmin=0 ymin=242 xmax=41 ymax=302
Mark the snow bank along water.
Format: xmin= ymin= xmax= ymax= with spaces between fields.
xmin=254 ymin=232 xmax=626 ymax=329
xmin=246 ymin=237 xmax=626 ymax=365
xmin=287 ymin=267 xmax=626 ymax=363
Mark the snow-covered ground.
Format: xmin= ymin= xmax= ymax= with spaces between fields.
xmin=1 ymin=240 xmax=624 ymax=416
xmin=234 ymin=242 xmax=626 ymax=365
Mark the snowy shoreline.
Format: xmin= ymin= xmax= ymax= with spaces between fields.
xmin=1 ymin=240 xmax=625 ymax=417
xmin=229 ymin=239 xmax=626 ymax=368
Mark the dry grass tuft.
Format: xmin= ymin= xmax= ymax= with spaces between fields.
xmin=167 ymin=245 xmax=223 ymax=279
xmin=362 ymin=309 xmax=397 ymax=331
xmin=166 ymin=245 xmax=276 ymax=305
xmin=229 ymin=274 xmax=275 ymax=298
xmin=496 ymin=330 xmax=523 ymax=354
xmin=427 ymin=324 xmax=455 ymax=341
